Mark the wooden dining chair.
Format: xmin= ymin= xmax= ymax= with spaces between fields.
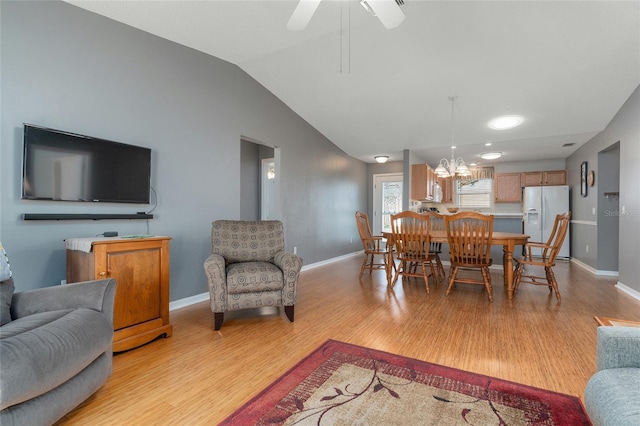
xmin=444 ymin=212 xmax=494 ymax=302
xmin=513 ymin=212 xmax=571 ymax=301
xmin=422 ymin=211 xmax=446 ymax=281
xmin=355 ymin=211 xmax=391 ymax=279
xmin=389 ymin=211 xmax=438 ymax=293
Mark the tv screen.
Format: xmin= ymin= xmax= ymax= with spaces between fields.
xmin=22 ymin=124 xmax=151 ymax=203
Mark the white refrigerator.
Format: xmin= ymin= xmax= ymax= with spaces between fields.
xmin=522 ymin=185 xmax=570 ymax=258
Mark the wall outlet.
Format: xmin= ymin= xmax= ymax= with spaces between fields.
xmin=60 ymin=279 xmax=67 ymax=285
xmin=586 ymin=245 xmax=589 ymax=253
xmin=293 ymin=246 xmax=297 ymax=254
xmin=592 ymin=207 xmax=596 ymax=215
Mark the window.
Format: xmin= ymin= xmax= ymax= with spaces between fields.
xmin=457 ymin=179 xmax=493 ymax=209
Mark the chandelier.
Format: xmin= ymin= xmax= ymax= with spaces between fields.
xmin=434 ymin=96 xmax=471 ymax=178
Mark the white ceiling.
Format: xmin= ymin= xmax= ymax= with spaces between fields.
xmin=65 ymin=0 xmax=640 ymax=166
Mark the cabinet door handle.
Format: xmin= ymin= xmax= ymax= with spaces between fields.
xmin=99 ymin=271 xmax=107 ymax=277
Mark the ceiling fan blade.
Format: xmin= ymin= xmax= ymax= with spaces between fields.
xmin=287 ymin=0 xmax=322 ymax=31
xmin=365 ymin=0 xmax=405 ymax=29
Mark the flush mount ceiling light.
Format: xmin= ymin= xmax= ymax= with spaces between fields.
xmin=488 ymin=115 xmax=524 ymax=130
xmin=288 ymin=0 xmax=405 ymax=31
xmin=480 ymin=152 xmax=503 ymax=160
xmin=434 ymin=96 xmax=471 ymax=178
xmin=374 ymin=155 xmax=389 ymax=163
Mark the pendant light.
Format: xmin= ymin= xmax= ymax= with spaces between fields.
xmin=434 ymin=96 xmax=471 ymax=178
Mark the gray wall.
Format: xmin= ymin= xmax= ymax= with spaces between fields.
xmin=567 ymin=85 xmax=640 ymax=293
xmin=0 ymin=1 xmax=366 ymax=298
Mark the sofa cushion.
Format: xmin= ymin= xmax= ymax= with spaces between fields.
xmin=0 ymin=308 xmax=113 ymax=410
xmin=584 ymin=367 xmax=640 ymax=426
xmin=0 ymin=243 xmax=14 ymax=326
xmin=0 ymin=279 xmax=14 ymax=327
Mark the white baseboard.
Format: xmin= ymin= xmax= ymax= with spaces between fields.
xmin=169 ymin=252 xmax=363 ymax=311
xmin=169 ymin=292 xmax=209 ymax=311
xmin=570 ymin=258 xmax=619 ymax=277
xmin=301 ymin=251 xmax=362 ymax=271
xmin=616 ymin=282 xmax=640 ymax=302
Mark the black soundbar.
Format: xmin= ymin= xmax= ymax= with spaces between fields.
xmin=23 ymin=213 xmax=153 ymax=221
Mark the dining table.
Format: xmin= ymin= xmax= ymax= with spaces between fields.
xmin=382 ymin=230 xmax=529 ymax=300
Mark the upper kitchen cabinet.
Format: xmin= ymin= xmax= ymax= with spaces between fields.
xmin=522 ymin=170 xmax=567 ymax=186
xmin=411 ymin=164 xmax=437 ymax=200
xmin=494 ymin=173 xmax=522 ymax=203
xmin=438 ymin=176 xmax=454 ymax=204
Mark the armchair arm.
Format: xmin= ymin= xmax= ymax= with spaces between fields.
xmin=204 ymin=253 xmax=227 ymax=312
xmin=362 ymin=236 xmax=383 ymax=251
xmin=10 ymin=278 xmax=117 ymax=323
xmin=273 ymin=251 xmax=303 ymax=306
xmin=596 ymin=326 xmax=640 ymax=371
xmin=524 ymin=241 xmax=552 ymax=259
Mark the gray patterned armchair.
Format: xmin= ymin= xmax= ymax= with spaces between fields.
xmin=203 ymin=220 xmax=303 ymax=330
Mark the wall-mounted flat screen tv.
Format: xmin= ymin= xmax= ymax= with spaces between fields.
xmin=22 ymin=124 xmax=151 ymax=203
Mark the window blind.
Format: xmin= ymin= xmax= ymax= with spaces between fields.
xmin=457 ymin=179 xmax=493 ymax=208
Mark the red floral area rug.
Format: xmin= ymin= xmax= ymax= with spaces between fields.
xmin=220 ymin=339 xmax=591 ymax=425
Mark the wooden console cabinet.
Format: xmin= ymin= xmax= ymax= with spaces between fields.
xmin=66 ymin=236 xmax=172 ymax=352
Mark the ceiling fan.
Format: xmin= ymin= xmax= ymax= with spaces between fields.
xmin=287 ymin=0 xmax=406 ymax=31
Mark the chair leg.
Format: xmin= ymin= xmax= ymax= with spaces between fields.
xmin=513 ymin=262 xmax=524 ymax=296
xmin=284 ymin=305 xmax=295 ymax=322
xmin=545 ymin=266 xmax=562 ymax=302
xmin=482 ymin=267 xmax=493 ymax=302
xmin=214 ymin=312 xmax=224 ymax=331
xmin=420 ymin=262 xmax=430 ymax=294
xmin=359 ymin=254 xmax=368 ymax=278
xmin=446 ymin=266 xmax=458 ymax=296
xmin=391 ymin=262 xmax=402 ymax=287
xmin=435 ymin=254 xmax=445 ymax=282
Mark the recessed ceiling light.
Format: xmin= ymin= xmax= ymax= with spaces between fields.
xmin=480 ymin=152 xmax=502 ymax=160
xmin=488 ymin=115 xmax=523 ymax=130
xmin=485 ymin=142 xmax=492 ymax=146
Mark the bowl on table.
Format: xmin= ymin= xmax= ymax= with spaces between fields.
xmin=447 ymin=207 xmax=459 ymax=214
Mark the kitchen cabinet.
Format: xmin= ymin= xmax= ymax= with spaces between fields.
xmin=522 ymin=170 xmax=567 ymax=186
xmin=66 ymin=236 xmax=172 ymax=352
xmin=494 ymin=173 xmax=522 ymax=202
xmin=411 ymin=164 xmax=437 ymax=200
xmin=438 ymin=176 xmax=454 ymax=203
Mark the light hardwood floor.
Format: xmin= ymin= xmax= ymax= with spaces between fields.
xmin=58 ymin=255 xmax=640 ymax=425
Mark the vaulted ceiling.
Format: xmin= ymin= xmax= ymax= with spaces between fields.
xmin=66 ymin=0 xmax=640 ymax=166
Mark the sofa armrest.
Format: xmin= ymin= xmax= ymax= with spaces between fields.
xmin=597 ymin=326 xmax=640 ymax=371
xmin=10 ymin=278 xmax=117 ymax=323
xmin=204 ymin=253 xmax=227 ymax=312
xmin=273 ymin=251 xmax=303 ymax=305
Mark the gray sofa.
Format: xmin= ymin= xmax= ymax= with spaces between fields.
xmin=0 ymin=278 xmax=116 ymax=426
xmin=584 ymin=326 xmax=640 ymax=426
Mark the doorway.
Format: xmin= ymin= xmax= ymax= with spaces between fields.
xmin=372 ymin=173 xmax=403 ymax=235
xmin=240 ymin=139 xmax=279 ymax=221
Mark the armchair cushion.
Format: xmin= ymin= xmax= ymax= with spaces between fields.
xmin=227 ymin=262 xmax=283 ymax=293
xmin=211 ymin=220 xmax=284 ymax=263
xmin=584 ymin=326 xmax=640 ymax=426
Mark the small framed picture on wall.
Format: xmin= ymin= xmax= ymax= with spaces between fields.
xmin=580 ymin=161 xmax=588 ymax=197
